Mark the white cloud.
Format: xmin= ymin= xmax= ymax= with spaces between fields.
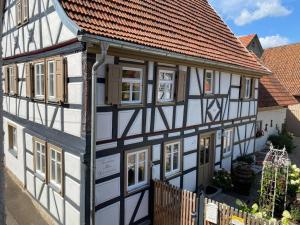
xmin=259 ymin=35 xmax=289 ymax=48
xmin=209 ymin=0 xmax=291 ymax=26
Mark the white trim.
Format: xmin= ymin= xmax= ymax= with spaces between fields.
xmin=35 ymin=141 xmax=46 ymax=177
xmin=47 ymin=61 xmax=56 ymax=100
xmin=204 ymin=70 xmax=214 ymax=94
xmin=164 ymin=141 xmax=181 ymax=177
xmin=244 ymin=78 xmax=252 ymax=99
xmin=121 ymin=67 xmax=143 ymax=104
xmin=34 ymin=63 xmax=45 ymax=99
xmin=157 ymin=69 xmax=176 ymax=103
xmin=126 ymin=149 xmax=148 ymax=192
xmin=222 ymin=129 xmax=233 ymax=157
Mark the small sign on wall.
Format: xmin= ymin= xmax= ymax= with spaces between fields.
xmin=205 ymin=203 xmax=218 ymax=224
xmin=231 ymin=215 xmax=245 ymax=225
xmin=96 ymin=154 xmax=120 ymax=179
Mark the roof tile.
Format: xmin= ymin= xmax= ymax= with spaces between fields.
xmin=60 ymin=0 xmax=268 ymax=74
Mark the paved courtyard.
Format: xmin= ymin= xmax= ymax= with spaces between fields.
xmin=5 ymin=171 xmax=49 ymax=225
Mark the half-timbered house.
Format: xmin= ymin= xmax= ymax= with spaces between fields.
xmin=2 ymin=1 xmax=271 ymax=225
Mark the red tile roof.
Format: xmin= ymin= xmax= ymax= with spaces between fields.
xmin=262 ymin=43 xmax=300 ymax=96
xmin=259 ymin=75 xmax=298 ymax=108
xmin=239 ymin=35 xmax=297 ymax=108
xmin=60 ymin=0 xmax=269 ymax=74
xmin=239 ymin=34 xmax=256 ymax=48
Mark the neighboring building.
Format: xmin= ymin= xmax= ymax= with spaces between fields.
xmin=262 ymin=43 xmax=300 ymax=136
xmin=239 ymin=34 xmax=264 ymax=58
xmin=2 ymin=1 xmax=269 ymax=225
xmin=239 ymin=35 xmax=298 ymax=150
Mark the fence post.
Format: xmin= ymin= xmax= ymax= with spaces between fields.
xmin=197 ymin=191 xmax=205 ymax=225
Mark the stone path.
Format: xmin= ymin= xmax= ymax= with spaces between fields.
xmin=5 ymin=171 xmax=49 ymax=225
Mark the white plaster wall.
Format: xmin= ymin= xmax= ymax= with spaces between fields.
xmin=96 ymin=202 xmax=120 ymax=225
xmin=3 ymin=118 xmax=25 ymax=184
xmin=2 ymin=0 xmax=76 ymax=58
xmin=256 ymin=108 xmax=287 ymax=151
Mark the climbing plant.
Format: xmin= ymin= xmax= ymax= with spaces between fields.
xmin=259 ymin=144 xmax=290 ymax=218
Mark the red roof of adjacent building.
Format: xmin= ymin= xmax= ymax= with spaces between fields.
xmin=262 ymin=43 xmax=300 ymax=97
xmin=60 ymin=0 xmax=269 ymax=74
xmin=239 ymin=35 xmax=298 ymax=108
xmin=239 ymin=34 xmax=256 ymax=48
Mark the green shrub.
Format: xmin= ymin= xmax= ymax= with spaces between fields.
xmin=268 ymin=132 xmax=295 ymax=153
xmin=212 ymin=169 xmax=233 ymax=191
xmin=291 ymin=205 xmax=300 ymax=222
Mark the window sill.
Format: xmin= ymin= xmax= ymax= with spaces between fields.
xmin=49 ymin=182 xmax=62 ymax=195
xmin=118 ymin=103 xmax=145 ymax=109
xmin=8 ymin=148 xmax=18 ymax=158
xmin=164 ymin=171 xmax=182 ymax=181
xmin=126 ymin=183 xmax=149 ymax=197
xmin=155 ymin=101 xmax=176 ymax=106
xmin=35 ymin=171 xmax=46 ymax=182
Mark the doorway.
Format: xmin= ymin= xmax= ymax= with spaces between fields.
xmin=198 ymin=133 xmax=215 ymax=188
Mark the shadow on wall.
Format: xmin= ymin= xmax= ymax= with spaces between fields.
xmin=287 ymin=104 xmax=300 ymax=137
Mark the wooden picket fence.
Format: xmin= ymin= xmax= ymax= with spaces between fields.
xmin=153 ymin=180 xmax=197 ymax=225
xmin=205 ymin=198 xmax=280 ymax=225
xmin=153 ymin=180 xmax=280 ymax=225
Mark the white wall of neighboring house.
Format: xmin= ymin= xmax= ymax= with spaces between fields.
xmin=287 ymin=103 xmax=300 ymax=137
xmin=255 ymin=107 xmax=287 ymax=151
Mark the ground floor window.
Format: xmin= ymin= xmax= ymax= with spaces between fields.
xmin=8 ymin=124 xmax=17 ymax=156
xmin=164 ymin=141 xmax=181 ymax=178
xmin=223 ymin=129 xmax=233 ymax=156
xmin=49 ymin=145 xmax=63 ymax=190
xmin=126 ymin=148 xmax=149 ymax=192
xmin=34 ymin=139 xmax=46 ymax=177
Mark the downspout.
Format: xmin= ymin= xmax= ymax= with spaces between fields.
xmin=90 ymin=42 xmax=109 ymax=225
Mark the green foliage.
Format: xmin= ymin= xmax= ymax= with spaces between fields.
xmin=236 ymin=155 xmax=254 ymax=165
xmin=288 ymin=164 xmax=300 ymax=198
xmin=291 ymin=205 xmax=300 ymax=222
xmin=281 ymin=210 xmax=292 ymax=225
xmin=268 ymin=132 xmax=295 ymax=153
xmin=212 ymin=169 xmax=233 ymax=191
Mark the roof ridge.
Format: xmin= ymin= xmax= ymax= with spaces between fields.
xmin=264 ymin=41 xmax=300 ymax=50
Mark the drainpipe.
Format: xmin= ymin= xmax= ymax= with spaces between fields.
xmin=90 ymin=42 xmax=109 ymax=225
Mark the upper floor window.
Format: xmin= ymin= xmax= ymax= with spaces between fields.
xmin=241 ymin=77 xmax=255 ymax=99
xmin=121 ymin=67 xmax=143 ymax=104
xmin=204 ymin=70 xmax=214 ymax=94
xmin=47 ymin=61 xmax=56 ymax=100
xmin=34 ymin=63 xmax=45 ymax=98
xmin=34 ymin=139 xmax=46 ymax=177
xmin=223 ymin=129 xmax=233 ymax=156
xmin=49 ymin=146 xmax=63 ymax=189
xmin=157 ymin=69 xmax=176 ymax=103
xmin=16 ymin=0 xmax=29 ymax=26
xmin=164 ymin=141 xmax=181 ymax=178
xmin=126 ymin=149 xmax=149 ymax=193
xmin=8 ymin=67 xmax=14 ymax=94
xmin=8 ymin=124 xmax=18 ymax=156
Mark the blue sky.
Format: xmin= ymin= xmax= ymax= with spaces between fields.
xmin=208 ymin=0 xmax=300 ymax=48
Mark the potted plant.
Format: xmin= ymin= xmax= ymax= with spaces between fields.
xmin=212 ymin=169 xmax=233 ymax=192
xmin=232 ymin=161 xmax=255 ymax=195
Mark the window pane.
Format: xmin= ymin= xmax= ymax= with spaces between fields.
xmin=57 ymin=163 xmax=62 ymax=184
xmin=138 ymin=161 xmax=145 ymax=183
xmin=36 ymin=152 xmax=40 ymax=170
xmin=128 ymin=164 xmax=135 ymax=187
xmin=173 ymin=151 xmax=179 ymax=170
xmin=132 ymin=92 xmax=140 ymax=101
xmin=132 ymin=83 xmax=140 ymax=92
xmin=57 ymin=152 xmax=61 ymax=163
xmin=128 ymin=154 xmax=135 ymax=165
xmin=160 ymin=72 xmax=173 ymax=81
xmin=42 ymin=154 xmax=46 ymax=173
xmin=122 ymin=92 xmax=130 ymax=101
xmin=122 ymin=82 xmax=130 ymax=92
xmin=122 ymin=70 xmax=141 ymax=79
xmin=200 ymin=150 xmax=205 ymax=165
xmin=51 ymin=160 xmax=56 ymax=180
xmin=205 ymin=147 xmax=209 ymax=163
xmin=139 ymin=152 xmax=145 ymax=162
xmin=165 ymin=153 xmax=171 ymax=173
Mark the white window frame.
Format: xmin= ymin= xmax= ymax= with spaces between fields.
xmin=223 ymin=129 xmax=233 ymax=156
xmin=49 ymin=147 xmax=62 ymax=190
xmin=47 ymin=61 xmax=56 ymax=100
xmin=244 ymin=78 xmax=252 ymax=99
xmin=204 ymin=70 xmax=214 ymax=94
xmin=126 ymin=149 xmax=148 ymax=192
xmin=34 ymin=62 xmax=45 ymax=98
xmin=164 ymin=141 xmax=181 ymax=178
xmin=121 ymin=67 xmax=143 ymax=104
xmin=35 ymin=140 xmax=46 ymax=177
xmin=8 ymin=66 xmax=14 ymax=94
xmin=8 ymin=124 xmax=17 ymax=152
xmin=157 ymin=69 xmax=176 ymax=103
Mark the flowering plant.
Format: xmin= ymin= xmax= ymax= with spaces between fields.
xmin=212 ymin=169 xmax=233 ymax=191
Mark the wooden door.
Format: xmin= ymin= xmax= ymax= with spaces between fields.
xmin=198 ymin=134 xmax=215 ymax=188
